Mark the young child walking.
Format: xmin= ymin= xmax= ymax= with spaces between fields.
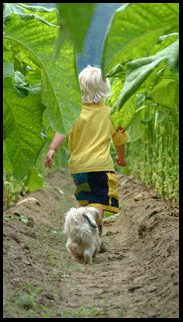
xmin=44 ymin=66 xmax=129 ymax=220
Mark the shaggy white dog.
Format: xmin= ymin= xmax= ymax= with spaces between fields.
xmin=64 ymin=207 xmax=103 ymax=264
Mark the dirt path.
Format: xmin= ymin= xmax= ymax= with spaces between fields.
xmin=3 ymin=170 xmax=179 ymax=318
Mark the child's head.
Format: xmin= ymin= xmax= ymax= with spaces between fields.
xmin=79 ymin=65 xmax=111 ymax=104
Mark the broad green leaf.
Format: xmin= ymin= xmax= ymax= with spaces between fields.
xmin=20 ymin=3 xmax=56 ymax=14
xmin=55 ymin=3 xmax=97 ymax=55
xmin=110 ymin=94 xmax=136 ymax=130
xmin=14 ymin=71 xmax=25 ymax=84
xmin=3 ymin=141 xmax=13 ymax=174
xmin=109 ymin=40 xmax=179 ymax=129
xmin=127 ymin=105 xmax=147 ymax=142
xmin=101 ymin=3 xmax=179 ymax=76
xmin=27 ymin=168 xmax=45 ymax=192
xmin=3 ymin=62 xmax=14 ymax=80
xmin=3 ymin=78 xmax=44 ymax=181
xmin=104 ymin=63 xmax=125 ymax=78
xmin=41 ymin=41 xmax=81 ymax=135
xmin=3 ymin=5 xmax=82 ymax=136
xmin=154 ymin=106 xmax=170 ymax=128
xmin=158 ymin=32 xmax=179 ymax=44
xmin=3 ymin=3 xmax=57 ymax=28
xmin=106 ymin=78 xmax=124 ymax=108
xmin=3 ymin=2 xmax=26 ymax=18
xmin=150 ymin=79 xmax=179 ymax=108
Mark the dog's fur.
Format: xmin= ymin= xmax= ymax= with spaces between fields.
xmin=64 ymin=207 xmax=103 ymax=264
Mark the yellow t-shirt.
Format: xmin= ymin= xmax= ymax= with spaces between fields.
xmin=67 ymin=103 xmax=129 ymax=174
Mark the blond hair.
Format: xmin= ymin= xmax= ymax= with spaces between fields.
xmin=79 ymin=65 xmax=111 ymax=104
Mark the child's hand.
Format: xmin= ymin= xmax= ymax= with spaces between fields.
xmin=116 ymin=155 xmax=127 ymax=167
xmin=44 ymin=149 xmax=55 ymax=168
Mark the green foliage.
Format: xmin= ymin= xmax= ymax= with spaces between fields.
xmin=3 ymin=3 xmax=82 ymax=136
xmin=125 ymin=117 xmax=179 ymax=202
xmin=104 ymin=3 xmax=179 ymax=202
xmin=3 ymin=78 xmax=44 ymax=181
xmin=26 ymin=168 xmax=45 ymax=192
xmin=109 ymin=40 xmax=178 ymax=128
xmin=102 ymin=3 xmax=179 ymax=130
xmin=3 ymin=169 xmax=28 ymax=211
xmin=3 ymin=3 xmax=179 ymax=204
xmin=3 ymin=3 xmax=83 ymax=189
xmin=55 ymin=3 xmax=97 ymax=55
xmin=101 ymin=3 xmax=179 ymax=76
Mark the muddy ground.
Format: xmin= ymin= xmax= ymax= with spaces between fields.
xmin=3 ymin=170 xmax=179 ymax=318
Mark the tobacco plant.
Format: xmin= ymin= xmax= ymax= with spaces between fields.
xmin=3 ymin=3 xmax=179 ymax=203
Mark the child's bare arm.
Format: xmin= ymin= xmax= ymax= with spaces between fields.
xmin=112 ymin=126 xmax=129 ymax=167
xmin=49 ymin=132 xmax=66 ymax=151
xmin=44 ymin=132 xmax=66 ymax=168
xmin=115 ymin=144 xmax=127 ymax=167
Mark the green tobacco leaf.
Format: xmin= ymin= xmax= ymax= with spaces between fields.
xmin=3 ymin=2 xmax=26 ymax=19
xmin=154 ymin=106 xmax=170 ymax=127
xmin=120 ymin=40 xmax=178 ymax=108
xmin=150 ymin=79 xmax=179 ymax=109
xmin=3 ymin=141 xmax=13 ymax=174
xmin=27 ymin=168 xmax=45 ymax=192
xmin=109 ymin=40 xmax=179 ymax=128
xmin=41 ymin=40 xmax=82 ymax=135
xmin=105 ymin=63 xmax=125 ymax=78
xmin=101 ymin=3 xmax=179 ymax=76
xmin=3 ymin=6 xmax=82 ymax=136
xmin=110 ymin=94 xmax=136 ymax=130
xmin=55 ymin=3 xmax=97 ymax=55
xmin=3 ymin=62 xmax=14 ymax=80
xmin=124 ymin=105 xmax=147 ymax=142
xmin=3 ymin=78 xmax=44 ymax=181
xmin=106 ymin=78 xmax=124 ymax=108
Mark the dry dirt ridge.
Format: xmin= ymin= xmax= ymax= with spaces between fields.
xmin=3 ymin=170 xmax=179 ymax=318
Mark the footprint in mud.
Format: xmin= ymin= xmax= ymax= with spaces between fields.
xmin=137 ymin=223 xmax=147 ymax=236
xmin=107 ymin=253 xmax=126 ymax=261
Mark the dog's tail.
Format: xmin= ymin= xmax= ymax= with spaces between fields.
xmin=82 ymin=214 xmax=97 ymax=229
